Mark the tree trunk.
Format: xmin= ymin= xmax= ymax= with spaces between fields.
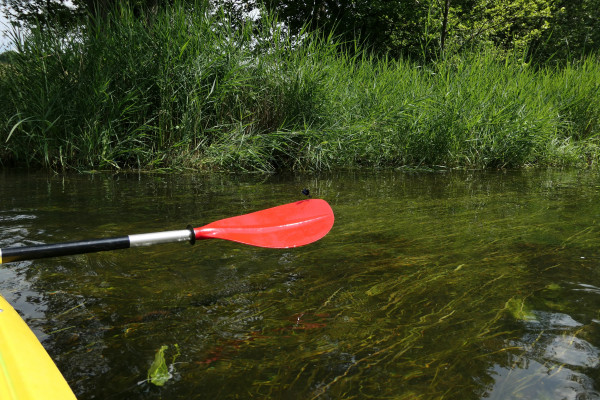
xmin=440 ymin=0 xmax=450 ymax=52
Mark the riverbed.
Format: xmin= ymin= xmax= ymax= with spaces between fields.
xmin=1 ymin=169 xmax=599 ymax=399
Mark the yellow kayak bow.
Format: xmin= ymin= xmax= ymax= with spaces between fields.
xmin=0 ymin=294 xmax=76 ymax=400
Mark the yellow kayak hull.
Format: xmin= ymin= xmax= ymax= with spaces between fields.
xmin=0 ymin=294 xmax=76 ymax=400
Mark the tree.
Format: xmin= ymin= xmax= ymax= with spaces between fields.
xmin=259 ymin=0 xmax=425 ymax=56
xmin=2 ymin=0 xmax=596 ymax=62
xmin=0 ymin=49 xmax=17 ymax=62
xmin=531 ymin=0 xmax=600 ymax=62
xmin=260 ymin=0 xmax=561 ymax=60
xmin=1 ymin=0 xmax=82 ymax=29
xmin=461 ymin=0 xmax=555 ymax=52
xmin=1 ymin=0 xmax=174 ymax=30
xmin=440 ymin=0 xmax=451 ymax=52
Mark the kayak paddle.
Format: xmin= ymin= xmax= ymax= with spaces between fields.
xmin=0 ymin=199 xmax=334 ymax=264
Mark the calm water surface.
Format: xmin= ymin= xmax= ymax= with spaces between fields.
xmin=1 ymin=169 xmax=599 ymax=399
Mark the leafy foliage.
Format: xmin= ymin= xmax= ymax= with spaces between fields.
xmin=531 ymin=0 xmax=600 ymax=62
xmin=1 ymin=0 xmax=79 ymax=29
xmin=260 ymin=0 xmax=560 ymax=61
xmin=2 ymin=0 xmax=598 ymax=62
xmin=1 ymin=0 xmax=175 ymax=30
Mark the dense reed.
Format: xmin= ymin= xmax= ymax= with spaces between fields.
xmin=0 ymin=1 xmax=599 ymax=171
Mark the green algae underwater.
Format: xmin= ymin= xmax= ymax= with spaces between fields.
xmin=1 ymin=169 xmax=599 ymax=399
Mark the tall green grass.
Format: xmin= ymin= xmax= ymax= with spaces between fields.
xmin=1 ymin=1 xmax=599 ymax=171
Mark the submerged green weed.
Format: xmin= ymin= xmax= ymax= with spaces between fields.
xmin=147 ymin=344 xmax=181 ymax=386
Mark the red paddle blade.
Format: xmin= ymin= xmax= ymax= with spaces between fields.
xmin=193 ymin=199 xmax=334 ymax=248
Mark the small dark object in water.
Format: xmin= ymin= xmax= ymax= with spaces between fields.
xmin=302 ymin=188 xmax=310 ymax=197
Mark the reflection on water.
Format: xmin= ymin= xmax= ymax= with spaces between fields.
xmin=488 ymin=278 xmax=600 ymax=400
xmin=1 ymin=169 xmax=600 ymax=399
xmin=487 ymin=308 xmax=600 ymax=400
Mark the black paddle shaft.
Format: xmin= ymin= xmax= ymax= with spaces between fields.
xmin=0 ymin=228 xmax=194 ymax=264
xmin=0 ymin=237 xmax=130 ymax=263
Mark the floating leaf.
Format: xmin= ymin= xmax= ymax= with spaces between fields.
xmin=148 ymin=345 xmax=171 ymax=386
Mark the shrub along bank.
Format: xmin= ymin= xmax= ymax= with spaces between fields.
xmin=0 ymin=3 xmax=599 ymax=172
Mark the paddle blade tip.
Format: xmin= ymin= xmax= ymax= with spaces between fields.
xmin=193 ymin=199 xmax=334 ymax=248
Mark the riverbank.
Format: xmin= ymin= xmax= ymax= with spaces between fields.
xmin=1 ymin=3 xmax=599 ymax=172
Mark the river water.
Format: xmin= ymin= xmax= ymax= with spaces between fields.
xmin=1 ymin=169 xmax=599 ymax=399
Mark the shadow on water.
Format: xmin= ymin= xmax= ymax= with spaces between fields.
xmin=1 ymin=169 xmax=600 ymax=399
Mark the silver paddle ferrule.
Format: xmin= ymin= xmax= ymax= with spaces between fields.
xmin=128 ymin=229 xmax=193 ymax=247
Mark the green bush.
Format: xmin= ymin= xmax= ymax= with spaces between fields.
xmin=1 ymin=1 xmax=599 ymax=171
